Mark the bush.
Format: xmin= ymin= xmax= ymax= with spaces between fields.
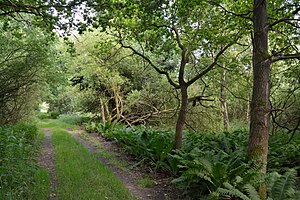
xmin=0 ymin=124 xmax=39 ymax=199
xmin=37 ymin=111 xmax=60 ymax=120
xmin=88 ymin=123 xmax=175 ymax=171
xmin=49 ymin=111 xmax=60 ymax=119
xmin=37 ymin=112 xmax=51 ymax=120
xmin=58 ymin=113 xmax=92 ymax=125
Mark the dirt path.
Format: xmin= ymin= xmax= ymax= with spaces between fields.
xmin=66 ymin=129 xmax=182 ymax=200
xmin=37 ymin=128 xmax=58 ymax=200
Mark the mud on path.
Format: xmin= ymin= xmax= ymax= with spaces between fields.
xmin=37 ymin=128 xmax=58 ymax=200
xmin=66 ymin=128 xmax=183 ymax=200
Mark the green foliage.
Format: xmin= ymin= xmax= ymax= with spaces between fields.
xmin=30 ymin=168 xmax=50 ymax=200
xmin=268 ymin=132 xmax=300 ymax=172
xmin=0 ymin=18 xmax=62 ymax=124
xmin=90 ymin=123 xmax=175 ymax=171
xmin=94 ymin=124 xmax=300 ymax=198
xmin=171 ymin=131 xmax=259 ymax=198
xmin=214 ymin=169 xmax=300 ymax=200
xmin=50 ymin=111 xmax=60 ymax=119
xmin=85 ymin=120 xmax=125 ymax=134
xmin=58 ymin=113 xmax=91 ymax=125
xmin=0 ymin=124 xmax=39 ymax=199
xmin=269 ymin=169 xmax=300 ymax=200
xmin=85 ymin=121 xmax=103 ymax=133
xmin=37 ymin=112 xmax=52 ymax=120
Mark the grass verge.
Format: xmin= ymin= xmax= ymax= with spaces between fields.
xmin=30 ymin=168 xmax=50 ymax=200
xmin=46 ymin=121 xmax=134 ymax=200
xmin=30 ymin=130 xmax=50 ymax=200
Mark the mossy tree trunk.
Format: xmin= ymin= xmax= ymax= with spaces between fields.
xmin=175 ymin=85 xmax=188 ymax=149
xmin=248 ymin=0 xmax=270 ymax=199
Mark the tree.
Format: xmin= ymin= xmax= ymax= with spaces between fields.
xmin=90 ymin=0 xmax=241 ymax=148
xmin=66 ymin=30 xmax=177 ymax=125
xmin=0 ymin=0 xmax=90 ymax=33
xmin=248 ymin=0 xmax=300 ymax=198
xmin=0 ymin=19 xmax=59 ymax=124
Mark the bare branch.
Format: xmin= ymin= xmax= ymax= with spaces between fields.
xmin=188 ymin=95 xmax=214 ymax=107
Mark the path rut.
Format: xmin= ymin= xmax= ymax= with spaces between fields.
xmin=37 ymin=128 xmax=58 ymax=200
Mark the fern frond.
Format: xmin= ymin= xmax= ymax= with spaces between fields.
xmin=266 ymin=171 xmax=281 ymax=191
xmin=243 ymin=184 xmax=260 ymax=200
xmin=194 ymin=157 xmax=213 ymax=174
xmin=271 ymin=169 xmax=297 ymax=200
xmin=217 ymin=182 xmax=251 ymax=200
xmin=186 ymin=168 xmax=214 ymax=185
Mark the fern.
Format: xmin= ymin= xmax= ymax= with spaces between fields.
xmin=217 ymin=182 xmax=251 ymax=200
xmin=243 ymin=184 xmax=260 ymax=200
xmin=270 ymin=169 xmax=297 ymax=200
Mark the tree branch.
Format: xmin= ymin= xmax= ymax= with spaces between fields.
xmin=268 ymin=6 xmax=300 ymax=28
xmin=186 ymin=42 xmax=235 ymax=87
xmin=171 ymin=26 xmax=185 ymax=51
xmin=118 ymin=39 xmax=180 ymax=89
xmin=188 ymin=95 xmax=214 ymax=107
xmin=271 ymin=53 xmax=300 ymax=62
xmin=213 ymin=2 xmax=252 ymax=21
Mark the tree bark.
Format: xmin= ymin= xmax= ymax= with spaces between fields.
xmin=100 ymin=97 xmax=106 ymax=124
xmin=246 ymin=93 xmax=251 ymax=122
xmin=175 ymin=85 xmax=188 ymax=149
xmin=220 ymin=70 xmax=229 ymax=131
xmin=248 ymin=0 xmax=270 ymax=199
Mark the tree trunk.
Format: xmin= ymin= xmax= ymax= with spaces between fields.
xmin=112 ymin=85 xmax=121 ymax=120
xmin=248 ymin=0 xmax=270 ymax=199
xmin=246 ymin=93 xmax=251 ymax=122
xmin=100 ymin=97 xmax=106 ymax=124
xmin=175 ymin=85 xmax=188 ymax=149
xmin=220 ymin=70 xmax=229 ymax=131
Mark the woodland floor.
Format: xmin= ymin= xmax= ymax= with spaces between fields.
xmin=37 ymin=126 xmax=185 ymax=200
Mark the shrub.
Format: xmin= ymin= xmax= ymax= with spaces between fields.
xmin=49 ymin=111 xmax=60 ymax=119
xmin=58 ymin=113 xmax=91 ymax=125
xmin=0 ymin=124 xmax=39 ymax=199
xmin=37 ymin=112 xmax=51 ymax=120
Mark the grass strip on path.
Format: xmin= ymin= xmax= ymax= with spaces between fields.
xmin=49 ymin=124 xmax=134 ymax=200
xmin=31 ymin=130 xmax=51 ymax=200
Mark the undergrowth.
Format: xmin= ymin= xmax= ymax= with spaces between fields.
xmin=0 ymin=123 xmax=44 ymax=199
xmin=83 ymin=121 xmax=300 ymax=199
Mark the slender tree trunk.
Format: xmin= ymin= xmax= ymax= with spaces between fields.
xmin=246 ymin=93 xmax=251 ymax=122
xmin=249 ymin=0 xmax=270 ymax=199
xmin=105 ymin=101 xmax=112 ymax=123
xmin=100 ymin=97 xmax=106 ymax=124
xmin=220 ymin=70 xmax=229 ymax=131
xmin=175 ymin=85 xmax=188 ymax=149
xmin=112 ymin=85 xmax=121 ymax=120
